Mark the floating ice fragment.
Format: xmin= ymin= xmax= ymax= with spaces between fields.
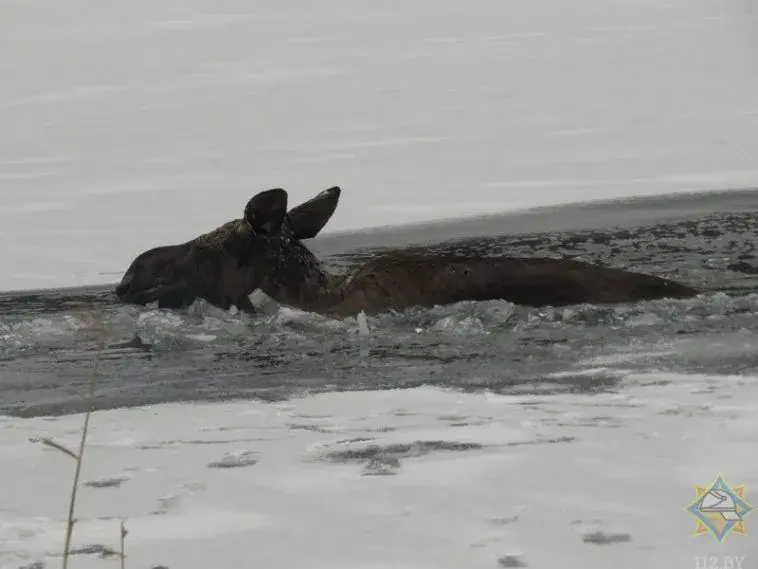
xmin=185 ymin=334 xmax=217 ymax=342
xmin=357 ymin=310 xmax=370 ymax=336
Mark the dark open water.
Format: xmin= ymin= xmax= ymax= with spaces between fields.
xmin=2 ymin=188 xmax=758 ymax=418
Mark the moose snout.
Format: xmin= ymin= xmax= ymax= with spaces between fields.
xmin=114 ymin=271 xmax=151 ymax=303
xmin=114 ymin=274 xmax=132 ymax=300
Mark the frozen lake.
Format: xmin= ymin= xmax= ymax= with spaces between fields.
xmin=2 ymin=0 xmax=758 ymax=568
xmin=1 ymin=0 xmax=758 ymax=292
xmin=3 ymin=194 xmax=758 ymax=568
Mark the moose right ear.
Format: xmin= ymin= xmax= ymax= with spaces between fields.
xmin=244 ymin=188 xmax=289 ymax=235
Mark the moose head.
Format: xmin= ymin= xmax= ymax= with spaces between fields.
xmin=114 ymin=186 xmax=341 ymax=313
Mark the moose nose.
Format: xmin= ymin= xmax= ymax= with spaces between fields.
xmin=114 ymin=275 xmax=132 ymax=299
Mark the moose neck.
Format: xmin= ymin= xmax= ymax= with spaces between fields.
xmin=261 ymin=242 xmax=347 ymax=313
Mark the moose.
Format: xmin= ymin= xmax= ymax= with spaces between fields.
xmin=115 ymin=186 xmax=699 ymax=316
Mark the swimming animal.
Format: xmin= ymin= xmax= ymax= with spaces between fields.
xmin=116 ymin=185 xmax=699 ymax=316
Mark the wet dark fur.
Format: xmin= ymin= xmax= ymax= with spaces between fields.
xmin=117 ymin=185 xmax=699 ymax=316
xmin=317 ymin=253 xmax=697 ymax=316
xmin=258 ymin=193 xmax=700 ymax=316
xmin=115 ymin=187 xmax=340 ymax=312
xmin=262 ymin=250 xmax=698 ymax=317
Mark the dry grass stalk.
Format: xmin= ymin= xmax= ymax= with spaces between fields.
xmin=28 ymin=437 xmax=79 ymax=460
xmin=28 ymin=307 xmax=108 ymax=568
xmin=60 ymin=368 xmax=97 ymax=569
xmin=28 ymin=306 xmax=139 ymax=567
xmin=62 ymin=308 xmax=107 ymax=569
xmin=120 ymin=520 xmax=128 ymax=569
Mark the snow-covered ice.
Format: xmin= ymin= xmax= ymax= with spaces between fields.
xmin=1 ymin=0 xmax=758 ymax=291
xmin=2 ymin=372 xmax=757 ymax=569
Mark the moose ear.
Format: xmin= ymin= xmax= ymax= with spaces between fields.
xmin=286 ymin=186 xmax=341 ymax=240
xmin=244 ymin=188 xmax=288 ymax=235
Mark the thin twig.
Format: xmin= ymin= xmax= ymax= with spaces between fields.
xmin=29 ymin=437 xmax=79 ymax=460
xmin=61 ymin=310 xmax=106 ymax=569
xmin=120 ymin=520 xmax=128 ymax=569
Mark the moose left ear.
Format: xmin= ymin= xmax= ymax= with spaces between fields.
xmin=244 ymin=188 xmax=288 ymax=235
xmin=286 ymin=186 xmax=341 ymax=239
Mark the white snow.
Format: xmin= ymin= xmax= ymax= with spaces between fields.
xmin=1 ymin=0 xmax=758 ymax=291
xmin=2 ymin=372 xmax=757 ymax=569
